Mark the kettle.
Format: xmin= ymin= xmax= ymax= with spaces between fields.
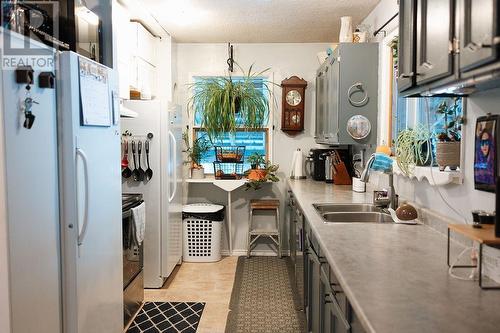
xmin=322 ymin=153 xmax=334 ymax=183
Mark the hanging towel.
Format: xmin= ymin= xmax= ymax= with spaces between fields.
xmin=131 ymin=202 xmax=146 ymax=245
xmin=370 ymin=153 xmax=393 ymax=173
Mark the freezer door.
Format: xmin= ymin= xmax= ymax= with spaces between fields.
xmin=162 ymin=105 xmax=183 ymax=277
xmin=58 ymin=52 xmax=123 ymax=333
xmin=122 ymin=100 xmax=164 ymax=288
xmin=1 ymin=30 xmax=62 ymax=333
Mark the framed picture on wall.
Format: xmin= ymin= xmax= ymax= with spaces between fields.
xmin=474 ymin=115 xmax=498 ymax=192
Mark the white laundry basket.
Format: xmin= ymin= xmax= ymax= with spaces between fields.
xmin=182 ymin=203 xmax=225 ymax=262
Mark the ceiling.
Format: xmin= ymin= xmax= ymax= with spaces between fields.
xmin=140 ymin=0 xmax=381 ymax=43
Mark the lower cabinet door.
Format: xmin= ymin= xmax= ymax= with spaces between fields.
xmin=320 ymin=267 xmax=350 ymax=333
xmin=305 ymin=246 xmax=321 ymax=332
xmin=349 ymin=305 xmax=367 ymax=333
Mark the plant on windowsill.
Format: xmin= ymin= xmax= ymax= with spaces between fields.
xmin=182 ymin=131 xmax=212 ymax=179
xmin=247 ymin=152 xmax=266 ymax=174
xmin=435 ymin=98 xmax=462 ymax=171
xmin=187 ymin=64 xmax=274 ymax=141
xmin=395 ymin=125 xmax=432 ymax=176
xmin=245 ymin=160 xmax=280 ymax=191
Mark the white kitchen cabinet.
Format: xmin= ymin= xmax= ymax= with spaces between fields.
xmin=132 ymin=22 xmax=157 ymax=66
xmin=129 ymin=56 xmax=156 ymax=99
xmin=117 ymin=59 xmax=130 ymax=99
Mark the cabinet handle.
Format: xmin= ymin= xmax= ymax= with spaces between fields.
xmin=399 ymin=72 xmax=414 ymax=78
xmin=421 ymin=61 xmax=433 ymax=69
xmin=325 ymin=293 xmax=351 ymax=330
xmin=466 ymin=37 xmax=500 ymax=52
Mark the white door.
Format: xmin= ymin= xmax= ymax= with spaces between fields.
xmin=163 ymin=105 xmax=183 ymax=277
xmin=1 ymin=30 xmax=62 ymax=333
xmin=58 ymin=52 xmax=123 ymax=333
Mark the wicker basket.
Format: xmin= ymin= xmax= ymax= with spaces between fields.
xmin=436 ymin=141 xmax=460 ymax=171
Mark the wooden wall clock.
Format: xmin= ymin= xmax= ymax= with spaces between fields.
xmin=281 ymin=76 xmax=307 ymax=134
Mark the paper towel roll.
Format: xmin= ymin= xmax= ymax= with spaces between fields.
xmin=291 ymin=149 xmax=306 ymax=179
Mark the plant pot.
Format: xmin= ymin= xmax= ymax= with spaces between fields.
xmin=247 ymin=168 xmax=267 ymax=181
xmin=191 ymin=167 xmax=205 ymax=179
xmin=436 ymin=141 xmax=460 ymax=171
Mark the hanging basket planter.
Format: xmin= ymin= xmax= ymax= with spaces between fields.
xmin=188 ymin=64 xmax=274 ymax=141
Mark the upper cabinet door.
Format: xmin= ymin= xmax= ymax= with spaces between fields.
xmin=416 ymin=0 xmax=455 ymax=84
xmin=459 ymin=0 xmax=500 ymax=72
xmin=398 ymin=0 xmax=417 ymax=92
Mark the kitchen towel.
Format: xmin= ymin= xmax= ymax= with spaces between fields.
xmin=371 ymin=153 xmax=393 ymax=173
xmin=131 ymin=202 xmax=146 ymax=245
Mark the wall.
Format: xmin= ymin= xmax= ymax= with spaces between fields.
xmin=362 ymin=0 xmax=500 ymax=281
xmin=177 ymin=43 xmax=330 ymax=254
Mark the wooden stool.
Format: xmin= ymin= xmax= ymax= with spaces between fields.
xmin=247 ymin=199 xmax=281 ymax=258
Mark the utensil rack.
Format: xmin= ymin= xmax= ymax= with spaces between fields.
xmin=122 ymin=130 xmax=154 ymax=141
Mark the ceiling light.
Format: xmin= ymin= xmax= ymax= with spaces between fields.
xmin=154 ymin=1 xmax=208 ymax=27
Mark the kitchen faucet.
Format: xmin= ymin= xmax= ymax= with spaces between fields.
xmin=360 ymin=154 xmax=398 ymax=210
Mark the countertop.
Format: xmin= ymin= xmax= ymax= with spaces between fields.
xmin=287 ymin=178 xmax=500 ymax=333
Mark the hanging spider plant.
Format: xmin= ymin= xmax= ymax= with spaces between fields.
xmin=187 ymin=64 xmax=275 ymax=141
xmin=395 ymin=125 xmax=432 ymax=176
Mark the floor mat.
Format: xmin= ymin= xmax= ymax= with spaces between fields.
xmin=127 ymin=302 xmax=205 ymax=333
xmin=225 ymin=256 xmax=306 ymax=333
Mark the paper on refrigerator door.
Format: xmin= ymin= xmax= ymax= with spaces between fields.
xmin=78 ymin=57 xmax=111 ymax=126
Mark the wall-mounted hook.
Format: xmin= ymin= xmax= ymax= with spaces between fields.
xmin=15 ymin=66 xmax=34 ymax=84
xmin=39 ymin=72 xmax=55 ymax=89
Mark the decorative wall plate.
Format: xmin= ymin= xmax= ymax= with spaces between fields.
xmin=346 ymin=115 xmax=371 ymax=140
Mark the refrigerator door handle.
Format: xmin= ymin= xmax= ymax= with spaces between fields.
xmin=168 ymin=130 xmax=177 ymax=203
xmin=76 ymin=147 xmax=90 ymax=246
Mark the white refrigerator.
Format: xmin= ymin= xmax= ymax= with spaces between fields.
xmin=58 ymin=51 xmax=123 ymax=332
xmin=1 ymin=29 xmax=123 ymax=333
xmin=122 ymin=100 xmax=183 ymax=288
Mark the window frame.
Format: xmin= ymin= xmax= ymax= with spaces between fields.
xmin=188 ymin=71 xmax=275 ymax=174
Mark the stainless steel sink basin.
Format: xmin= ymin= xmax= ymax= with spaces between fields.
xmin=313 ymin=203 xmax=393 ymax=223
xmin=313 ymin=203 xmax=383 ymax=213
xmin=321 ymin=212 xmax=393 ymax=223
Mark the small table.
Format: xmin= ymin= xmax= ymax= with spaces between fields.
xmin=186 ymin=177 xmax=247 ymax=255
xmin=447 ymin=224 xmax=500 ymax=289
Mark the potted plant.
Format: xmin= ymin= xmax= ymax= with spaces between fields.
xmin=182 ymin=132 xmax=211 ymax=179
xmin=247 ymin=152 xmax=266 ymax=175
xmin=245 ymin=160 xmax=280 ymax=190
xmin=395 ymin=125 xmax=432 ymax=176
xmin=435 ymin=99 xmax=462 ymax=171
xmin=188 ymin=64 xmax=274 ymax=141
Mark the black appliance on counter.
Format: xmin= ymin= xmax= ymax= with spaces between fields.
xmin=307 ymin=147 xmax=354 ymax=181
xmin=122 ymin=193 xmax=144 ymax=327
xmin=1 ymin=0 xmax=107 ymax=65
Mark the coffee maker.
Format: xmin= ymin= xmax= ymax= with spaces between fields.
xmin=306 ymin=147 xmax=354 ymax=182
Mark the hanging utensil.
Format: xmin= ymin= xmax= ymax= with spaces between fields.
xmin=145 ymin=140 xmax=153 ymax=181
xmin=131 ymin=140 xmax=140 ymax=181
xmin=121 ymin=139 xmax=132 ymax=179
xmin=137 ymin=140 xmax=145 ymax=181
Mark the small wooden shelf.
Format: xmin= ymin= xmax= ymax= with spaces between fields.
xmin=447 ymin=223 xmax=500 ymax=289
xmin=448 ymin=224 xmax=500 ymax=245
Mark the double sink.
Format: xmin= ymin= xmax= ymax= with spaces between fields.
xmin=313 ymin=203 xmax=394 ymax=223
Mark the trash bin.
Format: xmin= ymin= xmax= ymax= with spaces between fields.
xmin=182 ymin=203 xmax=225 ymax=262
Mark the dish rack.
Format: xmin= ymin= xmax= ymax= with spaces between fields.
xmin=213 ymin=161 xmax=244 ymax=180
xmin=214 ymin=146 xmax=245 ymax=163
